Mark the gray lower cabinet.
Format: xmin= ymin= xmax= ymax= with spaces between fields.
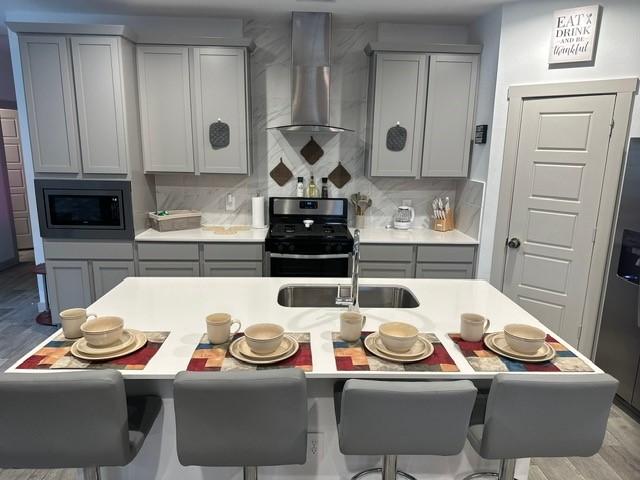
xmin=138 ymin=261 xmax=200 ymax=277
xmin=415 ymin=262 xmax=473 ymax=279
xmin=359 ymin=261 xmax=414 ymax=279
xmin=92 ymin=261 xmax=135 ymax=298
xmin=204 ymin=261 xmax=262 ymax=277
xmin=46 ymin=260 xmax=93 ymax=320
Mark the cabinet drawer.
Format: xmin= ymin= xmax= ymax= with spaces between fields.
xmin=137 ymin=242 xmax=199 ymax=261
xmin=138 ymin=261 xmax=199 ymax=277
xmin=416 ymin=245 xmax=475 ymax=263
xmin=44 ymin=240 xmax=134 ymax=260
xmin=416 ymin=262 xmax=473 ymax=279
xmin=359 ymin=261 xmax=414 ymax=278
xmin=360 ymin=244 xmax=414 ymax=262
xmin=203 ymin=243 xmax=262 ymax=261
xmin=204 ymin=261 xmax=262 ymax=277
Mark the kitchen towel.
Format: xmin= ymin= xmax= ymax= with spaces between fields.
xmin=448 ymin=333 xmax=594 ymax=372
xmin=332 ymin=332 xmax=459 ymax=372
xmin=251 ymin=195 xmax=265 ymax=228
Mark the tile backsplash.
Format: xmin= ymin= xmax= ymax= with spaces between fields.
xmin=155 ymin=19 xmax=468 ymax=230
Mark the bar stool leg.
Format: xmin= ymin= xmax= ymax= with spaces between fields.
xmin=81 ymin=467 xmax=101 ymax=480
xmin=243 ymin=466 xmax=258 ymax=480
xmin=350 ymin=456 xmax=417 ymax=480
xmin=462 ymin=459 xmax=518 ymax=480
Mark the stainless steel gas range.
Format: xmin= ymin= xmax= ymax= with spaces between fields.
xmin=265 ymin=197 xmax=354 ymax=277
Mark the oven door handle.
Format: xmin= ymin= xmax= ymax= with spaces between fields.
xmin=268 ymin=253 xmax=351 ymax=260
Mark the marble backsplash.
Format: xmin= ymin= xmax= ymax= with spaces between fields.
xmin=155 ymin=18 xmax=468 ymax=230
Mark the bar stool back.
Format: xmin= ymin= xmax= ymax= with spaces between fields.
xmin=0 ymin=371 xmax=162 ymax=480
xmin=174 ymin=368 xmax=307 ymax=480
xmin=337 ymin=379 xmax=477 ymax=480
xmin=463 ymin=373 xmax=618 ymax=480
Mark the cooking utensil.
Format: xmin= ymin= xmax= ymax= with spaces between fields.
xmin=328 ymin=162 xmax=352 ymax=188
xmin=269 ymin=158 xmax=293 ymax=186
xmin=300 ymin=136 xmax=324 ymax=164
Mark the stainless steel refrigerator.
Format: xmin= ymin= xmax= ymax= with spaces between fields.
xmin=595 ymin=137 xmax=640 ymax=412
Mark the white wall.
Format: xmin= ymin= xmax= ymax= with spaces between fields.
xmin=477 ymin=0 xmax=640 ymax=281
xmin=0 ymin=131 xmax=17 ymax=269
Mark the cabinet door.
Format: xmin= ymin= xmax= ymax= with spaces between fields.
xmin=359 ymin=262 xmax=414 ymax=278
xmin=192 ymin=47 xmax=249 ymax=174
xmin=421 ymin=54 xmax=478 ymax=177
xmin=92 ymin=261 xmax=135 ymax=299
xmin=19 ymin=35 xmax=80 ymax=173
xmin=46 ymin=260 xmax=92 ymax=320
xmin=71 ymin=36 xmax=127 ymax=174
xmin=204 ymin=261 xmax=262 ymax=277
xmin=369 ymin=53 xmax=427 ymax=177
xmin=415 ymin=262 xmax=473 ymax=279
xmin=138 ymin=261 xmax=200 ymax=277
xmin=137 ymin=45 xmax=194 ymax=172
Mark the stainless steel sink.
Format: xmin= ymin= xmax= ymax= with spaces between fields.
xmin=277 ymin=284 xmax=420 ymax=308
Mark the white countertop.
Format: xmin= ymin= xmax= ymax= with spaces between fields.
xmin=7 ymin=277 xmax=598 ymax=379
xmin=135 ymin=227 xmax=269 ymax=243
xmin=351 ymin=227 xmax=479 ymax=245
xmin=135 ymin=226 xmax=478 ymax=245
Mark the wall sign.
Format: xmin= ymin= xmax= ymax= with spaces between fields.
xmin=549 ymin=4 xmax=601 ymax=65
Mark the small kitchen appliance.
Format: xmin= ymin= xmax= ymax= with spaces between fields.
xmin=393 ymin=205 xmax=415 ymax=230
xmin=265 ymin=197 xmax=354 ymax=277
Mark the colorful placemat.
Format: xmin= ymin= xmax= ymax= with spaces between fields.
xmin=187 ymin=332 xmax=313 ymax=372
xmin=16 ymin=331 xmax=170 ymax=371
xmin=332 ymin=332 xmax=459 ymax=372
xmin=448 ymin=333 xmax=594 ymax=372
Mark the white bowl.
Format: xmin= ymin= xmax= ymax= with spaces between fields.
xmin=244 ymin=323 xmax=285 ymax=355
xmin=503 ymin=323 xmax=546 ymax=354
xmin=80 ymin=316 xmax=124 ymax=348
xmin=378 ymin=322 xmax=419 ymax=353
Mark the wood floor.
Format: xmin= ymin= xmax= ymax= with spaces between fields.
xmin=0 ymin=253 xmax=638 ymax=480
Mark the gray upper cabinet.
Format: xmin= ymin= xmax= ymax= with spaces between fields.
xmin=136 ymin=45 xmax=195 ymax=173
xmin=421 ymin=54 xmax=478 ymax=177
xmin=366 ymin=48 xmax=479 ymax=179
xmin=367 ymin=52 xmax=427 ymax=177
xmin=19 ymin=35 xmax=81 ymax=174
xmin=71 ymin=36 xmax=128 ymax=174
xmin=19 ymin=33 xmax=137 ymax=175
xmin=191 ymin=47 xmax=250 ymax=174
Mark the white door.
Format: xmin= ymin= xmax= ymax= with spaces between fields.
xmin=0 ymin=109 xmax=32 ymax=250
xmin=502 ymin=94 xmax=615 ymax=346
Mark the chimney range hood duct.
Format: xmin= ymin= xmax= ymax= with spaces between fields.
xmin=270 ymin=12 xmax=353 ymax=134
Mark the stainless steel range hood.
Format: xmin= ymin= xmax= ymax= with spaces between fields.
xmin=270 ymin=12 xmax=353 ymax=134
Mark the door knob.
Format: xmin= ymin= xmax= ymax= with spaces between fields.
xmin=507 ymin=237 xmax=521 ymax=249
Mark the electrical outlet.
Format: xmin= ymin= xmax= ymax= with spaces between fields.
xmin=401 ymin=199 xmax=412 ymax=207
xmin=307 ymin=432 xmax=323 ymax=459
xmin=225 ymin=193 xmax=236 ymax=211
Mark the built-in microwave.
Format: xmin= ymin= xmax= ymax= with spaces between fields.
xmin=35 ymin=179 xmax=134 ymax=240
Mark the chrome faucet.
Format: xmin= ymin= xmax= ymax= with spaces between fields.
xmin=336 ymin=229 xmax=360 ymax=309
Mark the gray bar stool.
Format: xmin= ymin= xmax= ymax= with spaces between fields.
xmin=0 ymin=371 xmax=162 ymax=480
xmin=463 ymin=373 xmax=618 ymax=480
xmin=336 ymin=379 xmax=477 ymax=480
xmin=174 ymin=368 xmax=308 ymax=480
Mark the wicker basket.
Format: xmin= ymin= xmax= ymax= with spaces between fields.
xmin=148 ymin=210 xmax=202 ymax=232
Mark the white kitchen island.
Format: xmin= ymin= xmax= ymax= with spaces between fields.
xmin=7 ymin=277 xmax=601 ymax=480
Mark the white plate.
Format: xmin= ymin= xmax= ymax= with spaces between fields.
xmin=75 ymin=329 xmax=135 ymax=356
xmin=484 ymin=332 xmax=555 ymax=363
xmin=229 ymin=335 xmax=299 ymax=365
xmin=364 ymin=334 xmax=434 ymax=363
xmin=71 ymin=330 xmax=147 ymax=361
xmin=372 ymin=334 xmax=429 ymax=359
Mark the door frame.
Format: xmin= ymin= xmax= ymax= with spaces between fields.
xmin=490 ymin=77 xmax=638 ymax=356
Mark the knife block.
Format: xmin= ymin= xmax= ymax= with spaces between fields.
xmin=432 ymin=210 xmax=455 ymax=232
